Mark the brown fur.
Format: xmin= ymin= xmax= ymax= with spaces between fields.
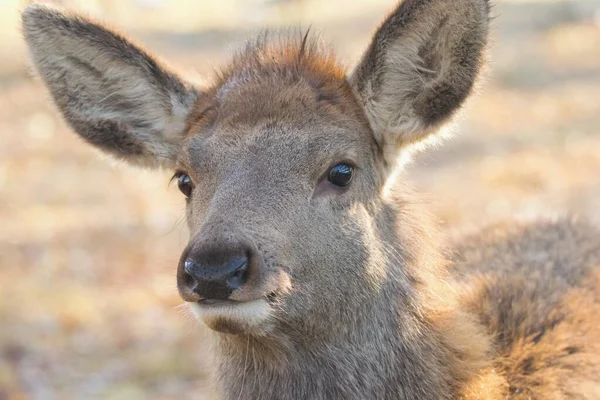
xmin=21 ymin=1 xmax=600 ymax=399
xmin=453 ymin=218 xmax=600 ymax=399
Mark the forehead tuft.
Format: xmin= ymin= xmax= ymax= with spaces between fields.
xmin=216 ymin=30 xmax=347 ymax=93
xmin=185 ymin=31 xmax=366 ymax=132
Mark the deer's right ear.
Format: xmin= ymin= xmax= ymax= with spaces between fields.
xmin=22 ymin=4 xmax=199 ymax=169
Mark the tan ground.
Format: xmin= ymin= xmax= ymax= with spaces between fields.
xmin=1 ymin=0 xmax=599 ymax=398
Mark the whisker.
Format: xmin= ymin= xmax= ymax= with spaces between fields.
xmin=237 ymin=335 xmax=251 ymax=400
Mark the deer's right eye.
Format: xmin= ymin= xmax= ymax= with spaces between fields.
xmin=174 ymin=172 xmax=194 ymax=198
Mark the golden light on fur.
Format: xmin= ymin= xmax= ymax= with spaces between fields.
xmin=21 ymin=0 xmax=600 ymax=399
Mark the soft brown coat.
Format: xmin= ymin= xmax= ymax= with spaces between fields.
xmin=22 ymin=0 xmax=600 ymax=398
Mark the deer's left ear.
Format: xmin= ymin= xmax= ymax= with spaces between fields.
xmin=349 ymin=0 xmax=490 ymax=165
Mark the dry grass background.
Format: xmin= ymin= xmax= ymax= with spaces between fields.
xmin=1 ymin=0 xmax=599 ymax=398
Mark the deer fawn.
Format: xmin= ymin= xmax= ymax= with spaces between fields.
xmin=22 ymin=0 xmax=600 ymax=398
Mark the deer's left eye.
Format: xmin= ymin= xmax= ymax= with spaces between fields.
xmin=328 ymin=164 xmax=354 ymax=187
xmin=174 ymin=172 xmax=193 ymax=198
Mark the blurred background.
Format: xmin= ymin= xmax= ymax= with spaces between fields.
xmin=1 ymin=0 xmax=599 ymax=398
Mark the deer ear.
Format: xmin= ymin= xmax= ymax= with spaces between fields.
xmin=349 ymin=0 xmax=490 ymax=167
xmin=22 ymin=4 xmax=199 ymax=169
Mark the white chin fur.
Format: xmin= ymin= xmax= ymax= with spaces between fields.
xmin=188 ymin=299 xmax=271 ymax=332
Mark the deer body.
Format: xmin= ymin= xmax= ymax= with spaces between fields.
xmin=22 ymin=0 xmax=600 ymax=398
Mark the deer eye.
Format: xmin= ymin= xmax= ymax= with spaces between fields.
xmin=174 ymin=172 xmax=193 ymax=198
xmin=328 ymin=164 xmax=354 ymax=187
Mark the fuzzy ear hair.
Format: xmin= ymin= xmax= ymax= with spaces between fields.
xmin=22 ymin=4 xmax=199 ymax=169
xmin=349 ymin=0 xmax=490 ymax=168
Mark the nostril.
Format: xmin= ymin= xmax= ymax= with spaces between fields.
xmin=183 ymin=258 xmax=198 ymax=291
xmin=183 ymin=270 xmax=197 ymax=291
xmin=226 ymin=257 xmax=249 ymax=290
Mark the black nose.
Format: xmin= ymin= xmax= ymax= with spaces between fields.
xmin=182 ymin=249 xmax=251 ymax=300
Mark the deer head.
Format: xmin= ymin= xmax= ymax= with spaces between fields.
xmin=22 ymin=0 xmax=489 ymax=338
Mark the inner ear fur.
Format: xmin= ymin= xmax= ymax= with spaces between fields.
xmin=22 ymin=4 xmax=199 ymax=168
xmin=349 ymin=0 xmax=490 ymax=163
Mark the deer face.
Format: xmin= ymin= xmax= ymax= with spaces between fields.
xmin=174 ymin=73 xmax=383 ymax=335
xmin=22 ymin=0 xmax=489 ymax=336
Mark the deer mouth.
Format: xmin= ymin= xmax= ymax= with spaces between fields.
xmin=188 ymin=271 xmax=289 ymax=334
xmin=196 ymin=291 xmax=277 ymax=307
xmin=197 ymin=298 xmax=240 ymax=306
xmin=189 ymin=297 xmax=273 ymax=334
